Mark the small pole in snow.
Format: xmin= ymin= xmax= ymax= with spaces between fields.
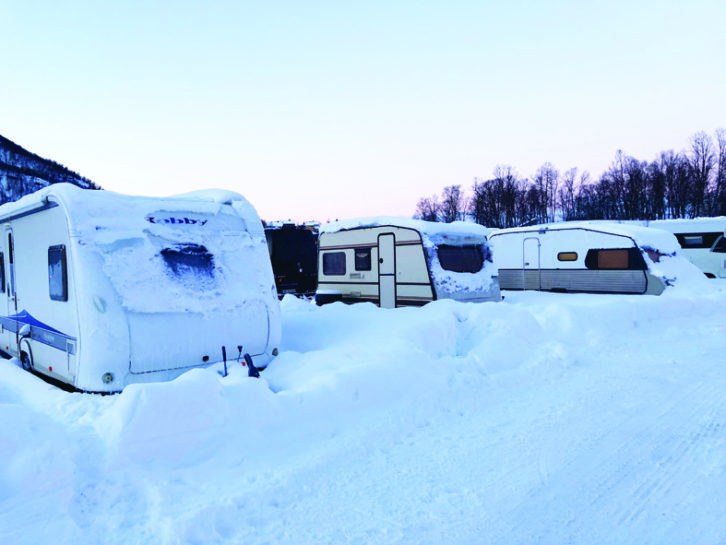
xmin=222 ymin=346 xmax=228 ymax=377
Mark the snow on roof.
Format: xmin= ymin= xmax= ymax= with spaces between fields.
xmin=0 ymin=183 xmax=264 ymax=238
xmin=491 ymin=221 xmax=682 ymax=254
xmin=170 ymin=188 xmax=251 ymax=204
xmin=322 ymin=216 xmax=491 ymax=245
xmin=643 ymin=217 xmax=726 ymax=232
xmin=0 ymin=183 xmax=273 ymax=314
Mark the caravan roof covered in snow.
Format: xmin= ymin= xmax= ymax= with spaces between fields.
xmin=643 ymin=217 xmax=726 ymax=231
xmin=322 ymin=217 xmax=491 ymax=247
xmin=2 ymin=184 xmax=272 ymax=314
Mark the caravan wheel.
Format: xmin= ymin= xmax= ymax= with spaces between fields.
xmin=19 ymin=341 xmax=33 ymax=372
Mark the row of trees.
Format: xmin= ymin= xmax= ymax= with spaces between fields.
xmin=415 ymin=130 xmax=726 ymax=227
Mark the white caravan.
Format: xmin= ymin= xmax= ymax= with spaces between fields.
xmin=0 ymin=184 xmax=280 ymax=393
xmin=315 ymin=218 xmax=500 ymax=308
xmin=640 ymin=218 xmax=726 ymax=278
xmin=489 ymin=222 xmax=705 ymax=295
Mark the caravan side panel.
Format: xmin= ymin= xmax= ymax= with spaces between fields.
xmin=498 ymin=269 xmax=647 ymax=293
xmin=492 ymin=228 xmax=652 ymax=294
xmin=0 ymin=204 xmax=80 ymax=383
xmin=317 ymin=226 xmax=434 ymax=308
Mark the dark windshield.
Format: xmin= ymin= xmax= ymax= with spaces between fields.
xmin=675 ymin=232 xmax=722 ymax=249
xmin=437 ymin=245 xmax=484 ymax=273
xmin=712 ymin=235 xmax=726 ymax=253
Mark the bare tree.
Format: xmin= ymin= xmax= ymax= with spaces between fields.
xmin=470 ymin=177 xmax=488 ymax=226
xmin=688 ymin=131 xmax=715 ymax=218
xmin=440 ymin=185 xmax=464 ymax=223
xmin=415 ymin=194 xmax=439 ymax=222
xmin=559 ymin=168 xmax=578 ymax=221
xmin=714 ymin=128 xmax=726 ymax=215
xmin=532 ymin=163 xmax=559 ymax=222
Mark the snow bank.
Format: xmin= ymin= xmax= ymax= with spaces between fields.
xmin=1 ymin=285 xmax=725 ymax=544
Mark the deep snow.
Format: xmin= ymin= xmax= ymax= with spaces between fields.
xmin=1 ymin=283 xmax=726 ymax=545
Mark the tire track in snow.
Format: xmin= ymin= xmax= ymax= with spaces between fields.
xmin=504 ymin=353 xmax=726 ymax=545
xmin=613 ymin=384 xmax=726 ymax=527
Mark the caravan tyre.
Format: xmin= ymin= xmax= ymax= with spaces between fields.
xmin=19 ymin=341 xmax=33 ymax=372
xmin=20 ymin=352 xmax=32 ymax=372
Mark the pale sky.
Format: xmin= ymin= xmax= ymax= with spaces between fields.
xmin=2 ymin=0 xmax=724 ymax=222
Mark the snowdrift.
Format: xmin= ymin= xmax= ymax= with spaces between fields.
xmin=1 ymin=282 xmax=725 ymax=544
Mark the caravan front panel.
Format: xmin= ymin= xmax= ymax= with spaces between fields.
xmin=643 ymin=218 xmax=726 ymax=279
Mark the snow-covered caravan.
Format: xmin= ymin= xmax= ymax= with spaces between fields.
xmin=315 ymin=218 xmax=500 ymax=308
xmin=641 ymin=218 xmax=726 ymax=278
xmin=489 ymin=222 xmax=701 ymax=295
xmin=0 ymin=184 xmax=280 ymax=392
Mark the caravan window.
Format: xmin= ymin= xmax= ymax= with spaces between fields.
xmin=437 ymin=245 xmax=484 ymax=273
xmin=584 ymin=248 xmax=647 ymax=270
xmin=48 ymin=245 xmax=68 ymax=301
xmin=711 ymin=235 xmax=726 ymax=253
xmin=0 ymin=252 xmax=4 ymax=293
xmin=675 ymin=232 xmax=721 ymax=249
xmin=322 ymin=252 xmax=346 ymax=275
xmin=160 ymin=244 xmax=215 ymax=281
xmin=355 ymin=249 xmax=372 ymax=271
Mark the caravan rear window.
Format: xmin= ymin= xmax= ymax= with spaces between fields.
xmin=160 ymin=244 xmax=215 ymax=284
xmin=48 ymin=245 xmax=68 ymax=301
xmin=437 ymin=245 xmax=484 ymax=273
xmin=584 ymin=248 xmax=647 ymax=270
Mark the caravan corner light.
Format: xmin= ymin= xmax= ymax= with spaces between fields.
xmin=102 ymin=373 xmax=114 ymax=384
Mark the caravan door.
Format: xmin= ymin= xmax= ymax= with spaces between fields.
xmin=523 ymin=237 xmax=541 ymax=290
xmin=1 ymin=228 xmax=18 ymax=354
xmin=378 ymin=233 xmax=396 ymax=308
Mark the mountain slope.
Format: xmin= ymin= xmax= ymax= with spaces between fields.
xmin=0 ymin=134 xmax=100 ymax=204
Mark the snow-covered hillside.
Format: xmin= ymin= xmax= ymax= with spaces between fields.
xmin=1 ymin=284 xmax=725 ymax=545
xmin=0 ymin=135 xmax=99 ymax=205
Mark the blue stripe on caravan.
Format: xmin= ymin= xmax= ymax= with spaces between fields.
xmin=0 ymin=310 xmax=77 ymax=355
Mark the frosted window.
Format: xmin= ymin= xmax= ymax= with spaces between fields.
xmin=322 ymin=252 xmax=346 ymax=275
xmin=48 ymin=245 xmax=68 ymax=301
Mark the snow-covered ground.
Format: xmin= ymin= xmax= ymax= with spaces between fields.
xmin=2 ymin=283 xmax=726 ymax=545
